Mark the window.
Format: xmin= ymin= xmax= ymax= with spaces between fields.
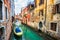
xmin=5 ymin=7 xmax=8 ymax=19
xmin=0 ymin=1 xmax=2 ymax=20
xmin=39 ymin=10 xmax=43 ymax=16
xmin=41 ymin=10 xmax=43 ymax=16
xmin=39 ymin=0 xmax=44 ymax=5
xmin=56 ymin=4 xmax=60 ymax=13
xmin=50 ymin=23 xmax=57 ymax=31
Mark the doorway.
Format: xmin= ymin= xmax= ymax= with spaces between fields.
xmin=0 ymin=27 xmax=5 ymax=40
xmin=39 ymin=22 xmax=43 ymax=28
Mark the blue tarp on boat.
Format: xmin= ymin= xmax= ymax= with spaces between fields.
xmin=15 ymin=27 xmax=21 ymax=33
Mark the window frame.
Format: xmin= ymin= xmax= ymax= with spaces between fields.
xmin=0 ymin=0 xmax=9 ymax=22
xmin=56 ymin=4 xmax=60 ymax=13
xmin=49 ymin=22 xmax=58 ymax=33
xmin=39 ymin=10 xmax=43 ymax=16
xmin=39 ymin=0 xmax=44 ymax=5
xmin=5 ymin=7 xmax=8 ymax=19
xmin=0 ymin=0 xmax=5 ymax=22
xmin=50 ymin=23 xmax=57 ymax=31
xmin=4 ymin=4 xmax=9 ymax=21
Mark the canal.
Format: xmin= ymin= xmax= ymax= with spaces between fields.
xmin=10 ymin=21 xmax=57 ymax=40
xmin=10 ymin=23 xmax=45 ymax=40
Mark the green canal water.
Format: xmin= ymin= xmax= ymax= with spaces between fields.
xmin=10 ymin=24 xmax=45 ymax=40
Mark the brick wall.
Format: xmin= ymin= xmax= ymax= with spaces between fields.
xmin=4 ymin=0 xmax=12 ymax=40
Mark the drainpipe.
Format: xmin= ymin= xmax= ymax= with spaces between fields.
xmin=45 ymin=0 xmax=47 ymax=26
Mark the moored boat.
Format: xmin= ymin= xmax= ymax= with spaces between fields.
xmin=14 ymin=26 xmax=23 ymax=36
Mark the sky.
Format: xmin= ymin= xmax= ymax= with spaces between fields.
xmin=14 ymin=0 xmax=34 ymax=15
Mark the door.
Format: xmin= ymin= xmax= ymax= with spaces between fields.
xmin=0 ymin=27 xmax=5 ymax=40
xmin=39 ymin=22 xmax=43 ymax=28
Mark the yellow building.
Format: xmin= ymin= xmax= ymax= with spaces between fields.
xmin=34 ymin=0 xmax=46 ymax=27
xmin=47 ymin=0 xmax=60 ymax=37
xmin=33 ymin=0 xmax=60 ymax=38
xmin=46 ymin=0 xmax=54 ymax=30
xmin=46 ymin=0 xmax=60 ymax=34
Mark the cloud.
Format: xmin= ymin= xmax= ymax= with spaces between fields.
xmin=14 ymin=0 xmax=34 ymax=15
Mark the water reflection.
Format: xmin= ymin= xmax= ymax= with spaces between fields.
xmin=10 ymin=24 xmax=44 ymax=40
xmin=14 ymin=34 xmax=22 ymax=40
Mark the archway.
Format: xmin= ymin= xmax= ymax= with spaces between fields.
xmin=39 ymin=22 xmax=43 ymax=28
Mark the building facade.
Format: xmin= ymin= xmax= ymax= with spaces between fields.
xmin=0 ymin=0 xmax=15 ymax=40
xmin=20 ymin=0 xmax=60 ymax=38
xmin=47 ymin=0 xmax=60 ymax=37
xmin=33 ymin=0 xmax=46 ymax=30
xmin=31 ymin=0 xmax=60 ymax=38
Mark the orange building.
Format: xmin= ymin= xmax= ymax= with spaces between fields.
xmin=21 ymin=6 xmax=29 ymax=24
xmin=26 ymin=13 xmax=31 ymax=21
xmin=21 ymin=3 xmax=35 ymax=24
